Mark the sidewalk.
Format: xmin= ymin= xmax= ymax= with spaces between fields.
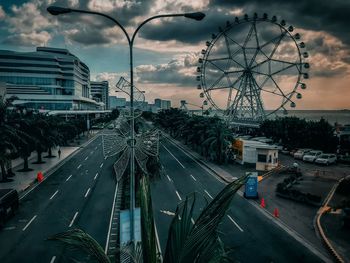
xmin=0 ymin=130 xmax=99 ymax=194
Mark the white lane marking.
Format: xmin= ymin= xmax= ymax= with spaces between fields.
xmin=160 ymin=210 xmax=175 ymax=216
xmin=50 ymin=256 xmax=56 ymax=263
xmin=77 ymin=164 xmax=82 ymax=169
xmin=100 ymin=163 xmax=104 ymax=168
xmin=90 ymin=151 xmax=94 ymax=155
xmin=165 ymin=137 xmax=223 ymax=183
xmin=49 ymin=190 xmax=59 ymax=200
xmin=166 ymin=175 xmax=172 ymax=182
xmin=105 ymin=182 xmax=119 ymax=253
xmin=227 ymin=215 xmax=244 ymax=232
xmin=22 ymin=215 xmax=37 ymax=231
xmin=66 ymin=174 xmax=73 ymax=181
xmin=84 ymin=156 xmax=89 ymax=161
xmin=95 ymin=146 xmax=98 ymax=150
xmin=162 ymin=144 xmax=186 ymax=169
xmin=204 ymin=190 xmax=213 ymax=199
xmin=190 ymin=174 xmax=197 ymax=181
xmin=104 ymin=156 xmax=107 ymax=160
xmin=69 ymin=212 xmax=79 ymax=227
xmin=3 ymin=226 xmax=16 ymax=230
xmin=191 ymin=218 xmax=195 ymax=225
xmin=94 ymin=173 xmax=99 ymax=180
xmin=175 ymin=191 xmax=182 ymax=201
xmin=84 ymin=188 xmax=91 ymax=198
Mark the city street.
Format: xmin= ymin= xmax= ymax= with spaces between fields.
xmin=151 ymin=137 xmax=331 ymax=263
xmin=0 ymin=135 xmax=116 ymax=263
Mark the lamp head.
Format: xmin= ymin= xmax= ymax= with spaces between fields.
xmin=184 ymin=12 xmax=205 ymax=21
xmin=47 ymin=6 xmax=72 ymax=16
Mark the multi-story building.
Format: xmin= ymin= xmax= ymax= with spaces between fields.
xmin=154 ymin=98 xmax=171 ymax=110
xmin=109 ymin=96 xmax=126 ymax=108
xmin=90 ymin=80 xmax=109 ymax=110
xmin=0 ymin=47 xmax=101 ymax=110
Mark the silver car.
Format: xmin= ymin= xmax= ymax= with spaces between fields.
xmin=315 ymin=154 xmax=337 ymax=165
xmin=294 ymin=148 xmax=312 ymax=159
xmin=302 ymin=150 xmax=323 ymax=162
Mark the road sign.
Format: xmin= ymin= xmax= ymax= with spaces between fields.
xmin=244 ymin=172 xmax=258 ymax=199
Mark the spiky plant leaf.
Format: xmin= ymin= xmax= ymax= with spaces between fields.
xmin=48 ymin=228 xmax=111 ymax=263
xmin=164 ymin=175 xmax=247 ymax=263
xmin=140 ymin=176 xmax=158 ymax=263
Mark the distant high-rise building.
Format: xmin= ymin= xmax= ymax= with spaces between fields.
xmin=154 ymin=98 xmax=171 ymax=110
xmin=109 ymin=96 xmax=126 ymax=108
xmin=91 ymin=81 xmax=109 ymax=110
xmin=0 ymin=47 xmax=100 ymax=110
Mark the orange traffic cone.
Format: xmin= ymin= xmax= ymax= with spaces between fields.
xmin=37 ymin=171 xmax=44 ymax=182
xmin=274 ymin=208 xmax=279 ymax=218
xmin=260 ymin=198 xmax=266 ymax=208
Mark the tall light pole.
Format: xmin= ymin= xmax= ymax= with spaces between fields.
xmin=47 ymin=5 xmax=205 ymax=243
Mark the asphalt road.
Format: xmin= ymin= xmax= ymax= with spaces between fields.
xmin=0 ymin=135 xmax=116 ymax=263
xmin=151 ymin=137 xmax=330 ymax=263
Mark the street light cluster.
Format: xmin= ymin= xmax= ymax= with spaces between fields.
xmin=47 ymin=5 xmax=205 ymax=243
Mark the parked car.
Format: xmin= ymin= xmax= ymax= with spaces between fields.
xmin=315 ymin=154 xmax=337 ymax=165
xmin=303 ymin=150 xmax=323 ymax=162
xmin=294 ymin=148 xmax=312 ymax=159
xmin=0 ymin=189 xmax=19 ymax=227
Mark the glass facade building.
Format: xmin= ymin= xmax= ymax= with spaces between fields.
xmin=90 ymin=81 xmax=109 ymax=110
xmin=0 ymin=47 xmax=101 ymax=110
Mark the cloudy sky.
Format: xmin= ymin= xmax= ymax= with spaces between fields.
xmin=0 ymin=0 xmax=349 ymax=110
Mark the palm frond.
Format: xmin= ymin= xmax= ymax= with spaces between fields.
xmin=48 ymin=228 xmax=111 ymax=263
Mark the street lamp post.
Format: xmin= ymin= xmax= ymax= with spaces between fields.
xmin=47 ymin=5 xmax=205 ymax=243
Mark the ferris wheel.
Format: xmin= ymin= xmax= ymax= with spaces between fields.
xmin=197 ymin=13 xmax=310 ymax=126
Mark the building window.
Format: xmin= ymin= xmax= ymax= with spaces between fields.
xmin=257 ymin=154 xmax=267 ymax=163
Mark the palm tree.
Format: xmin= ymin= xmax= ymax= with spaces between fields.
xmin=203 ymin=122 xmax=233 ymax=164
xmin=0 ymin=97 xmax=25 ymax=181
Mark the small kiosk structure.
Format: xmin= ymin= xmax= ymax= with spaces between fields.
xmin=232 ymin=139 xmax=279 ymax=171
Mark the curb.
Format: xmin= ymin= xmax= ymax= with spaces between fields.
xmin=19 ymin=133 xmax=101 ymax=200
xmin=314 ymin=178 xmax=345 ymax=263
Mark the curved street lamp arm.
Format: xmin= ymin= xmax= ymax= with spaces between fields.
xmin=69 ymin=8 xmax=131 ymax=44
xmin=131 ymin=13 xmax=185 ymax=44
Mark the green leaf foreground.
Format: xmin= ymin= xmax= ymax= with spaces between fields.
xmin=48 ymin=174 xmax=247 ymax=263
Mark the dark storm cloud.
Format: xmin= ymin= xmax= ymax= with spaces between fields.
xmin=210 ymin=0 xmax=350 ymax=45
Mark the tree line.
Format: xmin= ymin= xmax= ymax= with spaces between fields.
xmin=149 ymin=108 xmax=233 ymax=164
xmin=0 ymin=97 xmax=119 ymax=182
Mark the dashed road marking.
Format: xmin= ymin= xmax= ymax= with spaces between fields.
xmin=84 ymin=188 xmax=91 ymax=198
xmin=84 ymin=156 xmax=89 ymax=161
xmin=94 ymin=173 xmax=98 ymax=180
xmin=162 ymin=144 xmax=186 ymax=169
xmin=175 ymin=190 xmax=182 ymax=201
xmin=191 ymin=218 xmax=195 ymax=224
xmin=190 ymin=174 xmax=197 ymax=181
xmin=3 ymin=226 xmax=16 ymax=230
xmin=69 ymin=212 xmax=79 ymax=228
xmin=227 ymin=215 xmax=244 ymax=232
xmin=77 ymin=164 xmax=82 ymax=169
xmin=166 ymin=175 xmax=172 ymax=182
xmin=66 ymin=174 xmax=73 ymax=181
xmin=204 ymin=190 xmax=213 ymax=199
xmin=50 ymin=256 xmax=56 ymax=263
xmin=49 ymin=190 xmax=59 ymax=200
xmin=100 ymin=163 xmax=104 ymax=168
xmin=22 ymin=215 xmax=37 ymax=231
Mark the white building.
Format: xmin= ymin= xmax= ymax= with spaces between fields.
xmin=0 ymin=47 xmax=101 ymax=110
xmin=90 ymin=81 xmax=109 ymax=110
xmin=233 ymin=139 xmax=279 ymax=171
